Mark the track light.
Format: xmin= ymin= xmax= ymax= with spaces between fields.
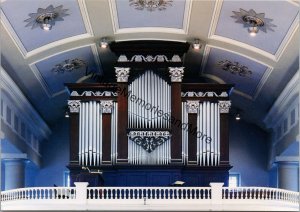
xmin=65 ymin=110 xmax=70 ymax=118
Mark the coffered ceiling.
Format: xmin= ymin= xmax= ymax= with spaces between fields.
xmin=1 ymin=0 xmax=299 ymax=130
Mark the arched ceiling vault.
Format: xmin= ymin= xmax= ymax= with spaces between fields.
xmin=1 ymin=0 xmax=299 ymax=129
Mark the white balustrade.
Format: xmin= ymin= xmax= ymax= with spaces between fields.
xmin=1 ymin=183 xmax=299 ymax=211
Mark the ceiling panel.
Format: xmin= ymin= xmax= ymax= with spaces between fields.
xmin=1 ymin=0 xmax=87 ymax=52
xmin=33 ymin=45 xmax=100 ymax=96
xmin=114 ymin=0 xmax=188 ymax=30
xmin=203 ymin=47 xmax=270 ymax=99
xmin=214 ymin=1 xmax=298 ymax=55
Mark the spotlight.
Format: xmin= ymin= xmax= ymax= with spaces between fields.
xmin=100 ymin=38 xmax=108 ymax=48
xmin=65 ymin=110 xmax=70 ymax=118
xmin=42 ymin=17 xmax=52 ymax=31
xmin=235 ymin=113 xmax=241 ymax=121
xmin=248 ymin=26 xmax=258 ymax=37
xmin=192 ymin=39 xmax=201 ymax=50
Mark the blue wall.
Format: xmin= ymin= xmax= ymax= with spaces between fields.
xmin=229 ymin=116 xmax=269 ymax=186
xmin=34 ymin=118 xmax=69 ymax=186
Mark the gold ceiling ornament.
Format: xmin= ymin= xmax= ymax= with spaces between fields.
xmin=217 ymin=60 xmax=252 ymax=77
xmin=24 ymin=5 xmax=69 ymax=30
xmin=129 ymin=0 xmax=173 ymax=12
xmin=231 ymin=8 xmax=276 ymax=36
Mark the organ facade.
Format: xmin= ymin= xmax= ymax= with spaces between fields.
xmin=66 ymin=41 xmax=234 ymax=187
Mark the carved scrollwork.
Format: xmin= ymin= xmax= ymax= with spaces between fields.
xmin=128 ymin=131 xmax=170 ymax=153
xmin=68 ymin=100 xmax=81 ymax=113
xmin=115 ymin=67 xmax=130 ymax=82
xmin=186 ymin=101 xmax=199 ymax=113
xmin=218 ymin=100 xmax=231 ymax=113
xmin=100 ymin=100 xmax=113 ymax=114
xmin=169 ymin=67 xmax=184 ymax=82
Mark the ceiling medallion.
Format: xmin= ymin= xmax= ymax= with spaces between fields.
xmin=24 ymin=5 xmax=69 ymax=30
xmin=217 ymin=60 xmax=252 ymax=77
xmin=231 ymin=8 xmax=276 ymax=36
xmin=129 ymin=0 xmax=173 ymax=12
xmin=52 ymin=59 xmax=87 ymax=74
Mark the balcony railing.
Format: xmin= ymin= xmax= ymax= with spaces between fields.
xmin=1 ymin=182 xmax=299 ymax=211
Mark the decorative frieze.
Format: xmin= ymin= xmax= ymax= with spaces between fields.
xmin=128 ymin=131 xmax=170 ymax=153
xmin=186 ymin=101 xmax=199 ymax=113
xmin=169 ymin=67 xmax=184 ymax=82
xmin=68 ymin=100 xmax=81 ymax=113
xmin=115 ymin=67 xmax=130 ymax=82
xmin=70 ymin=91 xmax=118 ymax=97
xmin=100 ymin=100 xmax=113 ymax=114
xmin=182 ymin=91 xmax=228 ymax=98
xmin=218 ymin=100 xmax=231 ymax=113
xmin=117 ymin=54 xmax=182 ymax=63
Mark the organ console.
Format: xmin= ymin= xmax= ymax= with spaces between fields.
xmin=66 ymin=41 xmax=234 ymax=187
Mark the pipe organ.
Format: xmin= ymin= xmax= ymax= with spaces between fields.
xmin=66 ymin=41 xmax=234 ymax=187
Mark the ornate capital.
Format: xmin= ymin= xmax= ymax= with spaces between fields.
xmin=169 ymin=67 xmax=184 ymax=82
xmin=115 ymin=67 xmax=130 ymax=82
xmin=186 ymin=101 xmax=199 ymax=113
xmin=128 ymin=131 xmax=170 ymax=153
xmin=218 ymin=100 xmax=231 ymax=113
xmin=100 ymin=100 xmax=113 ymax=113
xmin=68 ymin=100 xmax=81 ymax=113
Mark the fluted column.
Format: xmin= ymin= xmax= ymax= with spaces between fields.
xmin=3 ymin=159 xmax=27 ymax=190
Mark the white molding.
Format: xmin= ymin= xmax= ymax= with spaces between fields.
xmin=90 ymin=43 xmax=102 ymax=75
xmin=109 ymin=0 xmax=191 ymax=35
xmin=275 ymin=156 xmax=299 ymax=162
xmin=208 ymin=0 xmax=299 ymax=62
xmin=114 ymin=37 xmax=186 ymax=43
xmin=29 ymin=64 xmax=53 ymax=98
xmin=201 ymin=45 xmax=273 ymax=101
xmin=77 ymin=0 xmax=94 ymax=36
xmin=0 ymin=67 xmax=51 ymax=139
xmin=1 ymin=6 xmax=93 ymax=59
xmin=264 ymin=71 xmax=299 ymax=128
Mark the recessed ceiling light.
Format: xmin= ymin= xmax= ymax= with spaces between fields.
xmin=192 ymin=39 xmax=201 ymax=50
xmin=24 ymin=5 xmax=69 ymax=31
xmin=100 ymin=38 xmax=108 ymax=48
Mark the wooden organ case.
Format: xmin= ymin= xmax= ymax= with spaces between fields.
xmin=66 ymin=41 xmax=233 ymax=187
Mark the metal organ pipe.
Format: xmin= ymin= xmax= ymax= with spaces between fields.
xmin=182 ymin=101 xmax=220 ymax=166
xmin=128 ymin=70 xmax=171 ymax=165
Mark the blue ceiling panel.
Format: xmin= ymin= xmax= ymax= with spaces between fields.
xmin=35 ymin=46 xmax=98 ymax=95
xmin=115 ymin=0 xmax=186 ymax=29
xmin=203 ymin=47 xmax=268 ymax=98
xmin=215 ymin=1 xmax=298 ymax=54
xmin=1 ymin=0 xmax=87 ymax=52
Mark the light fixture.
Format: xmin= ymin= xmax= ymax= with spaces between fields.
xmin=231 ymin=8 xmax=276 ymax=36
xmin=64 ymin=110 xmax=70 ymax=118
xmin=129 ymin=0 xmax=173 ymax=12
xmin=24 ymin=5 xmax=69 ymax=30
xmin=52 ymin=58 xmax=87 ymax=74
xmin=100 ymin=38 xmax=108 ymax=48
xmin=235 ymin=113 xmax=241 ymax=121
xmin=217 ymin=60 xmax=252 ymax=77
xmin=192 ymin=39 xmax=201 ymax=50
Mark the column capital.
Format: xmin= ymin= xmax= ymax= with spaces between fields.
xmin=218 ymin=100 xmax=231 ymax=113
xmin=169 ymin=67 xmax=184 ymax=82
xmin=115 ymin=67 xmax=130 ymax=82
xmin=68 ymin=100 xmax=81 ymax=113
xmin=186 ymin=100 xmax=199 ymax=113
xmin=100 ymin=100 xmax=113 ymax=114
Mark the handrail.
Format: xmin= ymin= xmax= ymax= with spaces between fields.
xmin=222 ymin=187 xmax=299 ymax=203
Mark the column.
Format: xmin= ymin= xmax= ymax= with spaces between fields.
xmin=277 ymin=161 xmax=299 ymax=191
xmin=169 ymin=67 xmax=184 ymax=164
xmin=218 ymin=100 xmax=231 ymax=166
xmin=3 ymin=159 xmax=27 ymax=190
xmin=115 ymin=67 xmax=130 ymax=164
